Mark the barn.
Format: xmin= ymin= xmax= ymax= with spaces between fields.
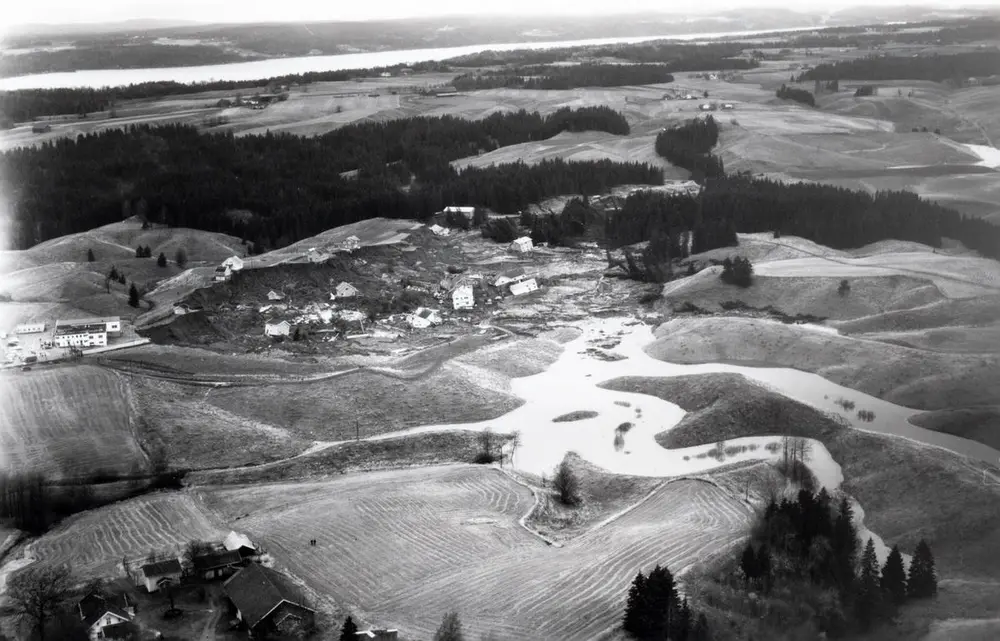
xmin=224 ymin=564 xmax=315 ymax=638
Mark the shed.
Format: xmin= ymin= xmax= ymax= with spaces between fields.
xmin=193 ymin=549 xmax=244 ymax=580
xmin=509 ymin=237 xmax=533 ymax=253
xmin=408 ymin=307 xmax=441 ymax=329
xmin=214 ymin=265 xmax=232 ymax=282
xmin=224 ymin=531 xmax=258 ymax=558
xmin=335 ymin=282 xmax=359 ymax=298
xmin=137 ymin=559 xmax=183 ymax=593
xmin=265 ymin=321 xmax=291 ymax=337
xmin=224 ymin=564 xmax=315 ymax=638
xmin=509 ymin=278 xmax=539 ymax=296
xmin=267 ymin=290 xmax=285 ymax=301
xmin=429 ymin=224 xmax=451 ymax=236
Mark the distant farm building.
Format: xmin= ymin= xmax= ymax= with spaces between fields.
xmin=408 ymin=307 xmax=442 ymax=329
xmin=224 ymin=531 xmax=259 ymax=559
xmin=224 ymin=564 xmax=316 ymax=638
xmin=509 ymin=236 xmax=534 ymax=253
xmin=435 ymin=86 xmax=459 ymax=97
xmin=442 ymin=206 xmax=475 ymax=216
xmin=342 ymin=236 xmax=362 ymax=252
xmin=222 ymin=256 xmax=245 ymax=271
xmin=193 ymin=549 xmax=243 ymax=581
xmin=509 ymin=278 xmax=539 ymax=296
xmin=14 ymin=322 xmax=45 ymax=334
xmin=428 ymin=224 xmax=451 ymax=236
xmin=699 ymin=103 xmax=717 ymax=111
xmin=307 ymin=248 xmax=331 ymax=263
xmin=451 ymin=284 xmax=475 ymax=310
xmin=356 ymin=629 xmax=399 ymax=641
xmin=492 ymin=266 xmax=526 ymax=287
xmin=380 ymin=72 xmax=392 ymax=78
xmin=722 ymin=103 xmax=735 ymax=110
xmin=265 ymin=321 xmax=292 ymax=337
xmin=31 ymin=123 xmax=52 ymax=133
xmin=214 ymin=265 xmax=232 ymax=282
xmin=267 ymin=290 xmax=286 ymax=301
xmin=78 ymin=592 xmax=135 ymax=641
xmin=136 ymin=558 xmax=183 ymax=593
xmin=335 ymin=282 xmax=359 ymax=298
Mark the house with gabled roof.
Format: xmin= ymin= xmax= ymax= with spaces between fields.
xmin=137 ymin=558 xmax=183 ymax=593
xmin=267 ymin=290 xmax=285 ymax=301
xmin=194 ymin=549 xmax=244 ymax=580
xmin=78 ymin=592 xmax=135 ymax=640
xmin=265 ymin=321 xmax=291 ymax=337
xmin=509 ymin=278 xmax=539 ymax=296
xmin=335 ymin=282 xmax=359 ymax=298
xmin=222 ymin=256 xmax=245 ymax=271
xmin=509 ymin=236 xmax=533 ymax=253
xmin=224 ymin=564 xmax=315 ymax=638
xmin=451 ymin=284 xmax=474 ymax=310
xmin=407 ymin=307 xmax=442 ymax=329
xmin=492 ymin=266 xmax=526 ymax=287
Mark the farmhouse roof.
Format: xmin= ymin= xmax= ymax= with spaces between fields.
xmin=193 ymin=549 xmax=243 ymax=571
xmin=78 ymin=594 xmax=132 ymax=628
xmin=55 ymin=317 xmax=119 ymax=327
xmin=224 ymin=564 xmax=313 ymax=630
xmin=224 ymin=531 xmax=256 ymax=552
xmin=140 ymin=559 xmax=182 ymax=577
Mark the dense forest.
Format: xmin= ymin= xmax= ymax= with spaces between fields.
xmin=798 ymin=51 xmax=1000 ymax=82
xmin=0 ymin=60 xmax=450 ymax=123
xmin=452 ymin=63 xmax=675 ymax=91
xmin=775 ymin=84 xmax=816 ymax=107
xmin=654 ymin=116 xmax=725 ymax=182
xmin=0 ymin=44 xmax=260 ymax=79
xmin=1 ymin=118 xmax=662 ymax=250
xmin=719 ymin=487 xmax=939 ymax=638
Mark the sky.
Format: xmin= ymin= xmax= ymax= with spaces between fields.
xmin=2 ymin=0 xmax=974 ymax=28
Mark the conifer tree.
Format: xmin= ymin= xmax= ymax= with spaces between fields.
xmin=128 ymin=283 xmax=140 ymax=308
xmin=855 ymin=538 xmax=884 ymax=629
xmin=675 ymin=597 xmax=692 ymax=641
xmin=908 ymin=539 xmax=938 ymax=599
xmin=339 ymin=615 xmax=358 ymax=641
xmin=690 ymin=613 xmax=710 ymax=641
xmin=832 ymin=496 xmax=858 ymax=594
xmin=144 ymin=245 xmax=152 ymax=257
xmin=157 ymin=252 xmax=167 ymax=267
xmin=87 ymin=248 xmax=95 ymax=261
xmin=433 ymin=611 xmax=464 ymax=641
xmin=756 ymin=543 xmax=772 ymax=593
xmin=740 ymin=543 xmax=758 ymax=586
xmin=135 ymin=245 xmax=143 ymax=258
xmin=881 ymin=544 xmax=908 ymax=613
xmin=623 ymin=572 xmax=646 ymax=636
xmin=174 ymin=248 xmax=187 ymax=268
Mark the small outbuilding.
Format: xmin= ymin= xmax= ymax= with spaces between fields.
xmin=335 ymin=282 xmax=359 ymax=298
xmin=429 ymin=224 xmax=451 ymax=236
xmin=224 ymin=531 xmax=259 ymax=559
xmin=509 ymin=278 xmax=539 ymax=296
xmin=214 ymin=265 xmax=232 ymax=282
xmin=509 ymin=237 xmax=533 ymax=253
xmin=408 ymin=307 xmax=442 ymax=329
xmin=265 ymin=321 xmax=292 ymax=337
xmin=193 ymin=549 xmax=244 ymax=581
xmin=267 ymin=290 xmax=286 ymax=301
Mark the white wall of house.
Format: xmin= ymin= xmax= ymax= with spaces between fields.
xmin=265 ymin=323 xmax=291 ymax=337
xmin=15 ymin=323 xmax=45 ymax=334
xmin=452 ymin=286 xmax=474 ymax=310
xmin=54 ymin=331 xmax=107 ymax=348
xmin=509 ymin=279 xmax=539 ymax=296
xmin=88 ymin=612 xmax=129 ymax=640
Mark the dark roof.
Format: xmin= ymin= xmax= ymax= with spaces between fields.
xmin=140 ymin=559 xmax=183 ymax=577
xmin=224 ymin=564 xmax=313 ymax=630
xmin=193 ymin=549 xmax=243 ymax=571
xmin=78 ymin=594 xmax=131 ymax=628
xmin=102 ymin=621 xmax=139 ymax=640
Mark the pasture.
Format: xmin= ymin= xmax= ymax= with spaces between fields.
xmin=0 ymin=365 xmax=145 ymax=478
xmin=198 ymin=465 xmax=752 ymax=641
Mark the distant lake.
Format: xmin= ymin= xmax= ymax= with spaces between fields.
xmin=0 ymin=26 xmax=813 ymax=91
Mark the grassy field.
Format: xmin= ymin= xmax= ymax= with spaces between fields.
xmin=204 ymin=363 xmax=524 ymax=441
xmin=187 ymin=431 xmax=501 ymax=485
xmin=453 ymin=337 xmax=565 ymax=378
xmin=22 ymin=491 xmax=227 ymax=578
xmin=599 ymin=373 xmax=844 ymax=449
xmin=132 ymin=377 xmax=312 ymax=471
xmin=833 ymin=294 xmax=1000 ymax=334
xmin=102 ymin=343 xmax=332 ymax=377
xmin=645 ymin=316 xmax=1000 ymax=411
xmin=198 ymin=465 xmax=751 ymax=640
xmin=0 ymin=365 xmax=146 ymax=479
xmin=910 ymin=407 xmax=1000 ymax=451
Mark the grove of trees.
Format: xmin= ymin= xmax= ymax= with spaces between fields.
xmin=453 ymin=63 xmax=675 ymax=91
xmin=775 ymin=84 xmax=816 ymax=107
xmin=654 ymin=116 xmax=724 ymax=182
xmin=623 ymin=564 xmax=711 ymax=641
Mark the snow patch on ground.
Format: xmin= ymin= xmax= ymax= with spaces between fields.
xmin=963 ymin=143 xmax=1000 ymax=169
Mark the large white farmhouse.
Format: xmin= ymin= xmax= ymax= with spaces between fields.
xmin=451 ymin=284 xmax=475 ymax=310
xmin=52 ymin=317 xmax=121 ymax=349
xmin=265 ymin=321 xmax=291 ymax=337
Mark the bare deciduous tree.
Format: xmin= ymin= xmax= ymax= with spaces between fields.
xmin=7 ymin=565 xmax=73 ymax=641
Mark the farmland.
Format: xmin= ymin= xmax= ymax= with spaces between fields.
xmin=0 ymin=365 xmax=146 ymax=479
xmin=25 ymin=492 xmax=227 ymax=578
xmin=198 ymin=465 xmax=752 ymax=641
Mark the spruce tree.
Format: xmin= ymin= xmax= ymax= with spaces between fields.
xmin=855 ymin=538 xmax=884 ymax=630
xmin=623 ymin=572 xmax=646 ymax=636
xmin=740 ymin=543 xmax=758 ymax=586
xmin=87 ymin=248 xmax=95 ymax=261
xmin=128 ymin=284 xmax=140 ymax=308
xmin=174 ymin=248 xmax=187 ymax=268
xmin=433 ymin=611 xmax=464 ymax=641
xmin=908 ymin=539 xmax=938 ymax=599
xmin=157 ymin=252 xmax=167 ymax=267
xmin=675 ymin=597 xmax=692 ymax=641
xmin=339 ymin=615 xmax=358 ymax=641
xmin=756 ymin=543 xmax=772 ymax=593
xmin=690 ymin=613 xmax=710 ymax=641
xmin=144 ymin=245 xmax=152 ymax=257
xmin=135 ymin=246 xmax=143 ymax=258
xmin=832 ymin=496 xmax=858 ymax=594
xmin=881 ymin=545 xmax=908 ymax=610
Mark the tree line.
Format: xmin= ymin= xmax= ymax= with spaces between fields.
xmin=654 ymin=115 xmax=725 ymax=182
xmin=797 ymin=51 xmax=1000 ymax=82
xmin=0 ymin=60 xmax=449 ymax=123
xmin=452 ymin=63 xmax=676 ymax=91
xmin=733 ymin=488 xmax=938 ymax=637
xmin=623 ymin=564 xmax=710 ymax=641
xmin=1 ymin=122 xmax=662 ymax=251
